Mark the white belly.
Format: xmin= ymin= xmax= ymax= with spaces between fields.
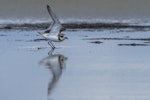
xmin=43 ymin=34 xmax=60 ymax=42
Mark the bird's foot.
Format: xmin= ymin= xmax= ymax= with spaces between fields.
xmin=52 ymin=46 xmax=55 ymax=49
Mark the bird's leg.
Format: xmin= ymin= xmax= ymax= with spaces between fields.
xmin=51 ymin=42 xmax=55 ymax=49
xmin=48 ymin=41 xmax=52 ymax=47
xmin=48 ymin=48 xmax=54 ymax=56
xmin=48 ymin=41 xmax=55 ymax=49
xmin=48 ymin=41 xmax=53 ymax=48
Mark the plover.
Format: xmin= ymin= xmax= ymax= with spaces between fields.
xmin=38 ymin=5 xmax=68 ymax=49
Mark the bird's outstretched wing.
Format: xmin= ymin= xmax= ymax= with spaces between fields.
xmin=45 ymin=5 xmax=65 ymax=35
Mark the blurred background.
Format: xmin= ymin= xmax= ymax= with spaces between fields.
xmin=1 ymin=0 xmax=150 ymax=22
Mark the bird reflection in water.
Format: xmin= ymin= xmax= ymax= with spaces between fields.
xmin=40 ymin=49 xmax=68 ymax=97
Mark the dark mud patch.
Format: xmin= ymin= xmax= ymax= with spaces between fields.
xmin=15 ymin=39 xmax=24 ymax=42
xmin=0 ymin=34 xmax=7 ymax=36
xmin=84 ymin=37 xmax=150 ymax=46
xmin=89 ymin=41 xmax=103 ymax=44
xmin=0 ymin=25 xmax=12 ymax=30
xmin=144 ymin=42 xmax=150 ymax=43
xmin=4 ymin=26 xmax=12 ymax=29
xmin=83 ymin=37 xmax=150 ymax=41
xmin=118 ymin=43 xmax=149 ymax=46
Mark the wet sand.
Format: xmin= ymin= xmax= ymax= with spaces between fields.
xmin=0 ymin=28 xmax=150 ymax=100
xmin=1 ymin=22 xmax=150 ymax=30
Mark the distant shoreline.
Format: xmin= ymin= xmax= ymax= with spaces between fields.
xmin=1 ymin=22 xmax=150 ymax=30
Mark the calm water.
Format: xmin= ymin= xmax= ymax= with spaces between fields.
xmin=0 ymin=29 xmax=150 ymax=100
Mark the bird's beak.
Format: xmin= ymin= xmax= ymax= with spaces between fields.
xmin=65 ymin=37 xmax=68 ymax=39
xmin=64 ymin=57 xmax=68 ymax=60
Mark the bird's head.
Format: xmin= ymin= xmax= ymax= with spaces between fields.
xmin=58 ymin=34 xmax=68 ymax=41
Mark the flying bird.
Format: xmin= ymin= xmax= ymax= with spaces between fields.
xmin=38 ymin=5 xmax=68 ymax=49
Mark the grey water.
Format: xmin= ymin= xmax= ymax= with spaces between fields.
xmin=0 ymin=29 xmax=150 ymax=100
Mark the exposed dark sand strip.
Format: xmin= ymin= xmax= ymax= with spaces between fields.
xmin=118 ymin=43 xmax=149 ymax=46
xmin=89 ymin=41 xmax=103 ymax=44
xmin=144 ymin=42 xmax=150 ymax=43
xmin=84 ymin=37 xmax=150 ymax=46
xmin=0 ymin=34 xmax=7 ymax=36
xmin=83 ymin=37 xmax=150 ymax=41
xmin=1 ymin=22 xmax=150 ymax=30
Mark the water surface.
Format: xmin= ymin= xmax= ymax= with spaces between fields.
xmin=0 ymin=29 xmax=150 ymax=100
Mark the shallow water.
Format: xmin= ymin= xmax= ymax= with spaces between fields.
xmin=0 ymin=29 xmax=150 ymax=100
